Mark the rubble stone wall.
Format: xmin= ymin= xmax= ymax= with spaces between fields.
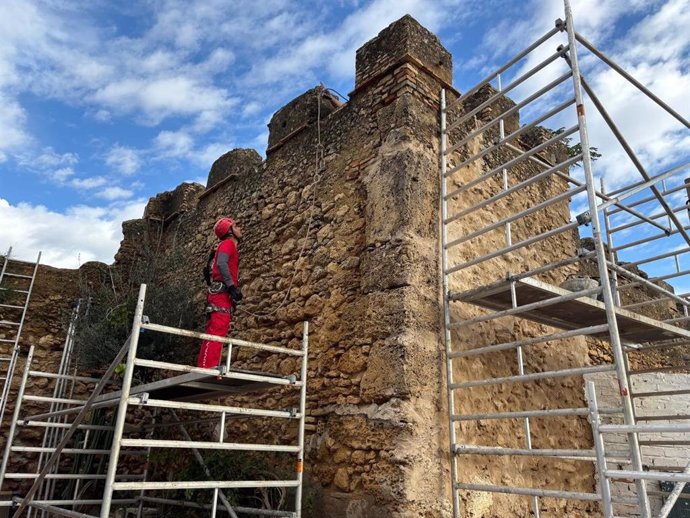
xmin=107 ymin=16 xmax=452 ymax=518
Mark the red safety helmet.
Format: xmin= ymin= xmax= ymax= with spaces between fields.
xmin=213 ymin=217 xmax=235 ymax=239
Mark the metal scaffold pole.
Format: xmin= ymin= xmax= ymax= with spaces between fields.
xmin=586 ymin=382 xmax=614 ymax=518
xmin=440 ymin=87 xmax=461 ymax=518
xmin=562 ymin=0 xmax=650 ymax=515
xmin=100 ymin=283 xmax=147 ymax=518
xmin=295 ymin=321 xmax=309 ymax=518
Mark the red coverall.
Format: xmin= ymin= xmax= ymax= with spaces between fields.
xmin=197 ymin=238 xmax=239 ymax=368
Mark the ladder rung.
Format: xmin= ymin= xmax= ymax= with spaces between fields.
xmin=0 ymin=289 xmax=29 ymax=295
xmin=4 ymin=256 xmax=39 ymax=266
xmin=0 ymin=321 xmax=20 ymax=326
xmin=0 ymin=357 xmax=13 ymax=361
xmin=120 ymin=438 xmax=301 ymax=453
xmin=636 ymin=414 xmax=690 ymax=421
xmin=3 ymin=273 xmax=32 ymax=279
xmin=453 ymin=444 xmax=598 ymax=459
xmin=0 ymin=303 xmax=25 ymax=309
xmin=632 ymin=388 xmax=690 ymax=398
xmin=9 ymin=446 xmax=145 ymax=455
xmin=0 ymin=338 xmax=16 ymax=343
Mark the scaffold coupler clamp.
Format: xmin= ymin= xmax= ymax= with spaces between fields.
xmin=287 ymin=374 xmax=297 ymax=385
xmin=134 ymin=392 xmax=150 ymax=405
xmin=141 ymin=315 xmax=150 ymax=332
xmin=289 ymin=407 xmax=298 ymax=417
xmin=576 ymin=211 xmax=592 ymax=226
xmin=555 ymin=18 xmax=566 ymax=32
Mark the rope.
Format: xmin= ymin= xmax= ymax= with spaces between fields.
xmin=238 ymin=87 xmax=328 ymax=319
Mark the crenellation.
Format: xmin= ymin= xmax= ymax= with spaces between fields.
xmin=266 ymin=86 xmax=343 ymax=154
xmin=205 ymin=148 xmax=262 ymax=189
xmin=354 ymin=15 xmax=452 ymax=90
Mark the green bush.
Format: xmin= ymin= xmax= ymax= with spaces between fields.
xmin=151 ymin=449 xmax=293 ymax=517
xmin=74 ymin=249 xmax=201 ymax=373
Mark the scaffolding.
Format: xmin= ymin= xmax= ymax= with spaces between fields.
xmin=0 ymin=247 xmax=41 ymax=430
xmin=1 ymin=284 xmax=309 ymax=518
xmin=440 ymin=1 xmax=690 ymax=517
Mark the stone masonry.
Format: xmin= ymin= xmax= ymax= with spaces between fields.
xmin=72 ymin=16 xmax=456 ymax=517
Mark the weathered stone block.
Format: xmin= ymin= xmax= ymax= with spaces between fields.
xmin=206 ymin=148 xmax=262 ymax=188
xmin=267 ymin=86 xmax=342 ymax=152
xmin=355 ymin=15 xmax=452 ymax=89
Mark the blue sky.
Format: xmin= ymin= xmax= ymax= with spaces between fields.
xmin=0 ymin=0 xmax=688 ymax=269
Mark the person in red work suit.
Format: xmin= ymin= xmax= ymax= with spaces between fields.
xmin=197 ymin=216 xmax=243 ymax=368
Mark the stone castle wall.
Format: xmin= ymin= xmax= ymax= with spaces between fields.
xmin=107 ymin=16 xmax=450 ymax=517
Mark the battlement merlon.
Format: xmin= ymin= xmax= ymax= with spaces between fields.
xmin=353 ymin=14 xmax=454 ymax=97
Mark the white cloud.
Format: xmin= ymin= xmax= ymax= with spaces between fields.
xmin=105 ymin=145 xmax=140 ymax=176
xmin=93 ymin=109 xmax=111 ymax=122
xmin=71 ymin=176 xmax=108 ymax=190
xmin=15 ymin=147 xmax=80 ymax=185
xmin=30 ymin=148 xmax=79 ymax=170
xmin=241 ymin=101 xmax=263 ymax=118
xmin=0 ymin=95 xmax=29 ymax=157
xmin=51 ymin=167 xmax=76 ymax=183
xmin=152 ymin=129 xmax=233 ymax=167
xmin=154 ymin=130 xmax=195 ymax=158
xmin=91 ymin=77 xmax=237 ymax=128
xmin=0 ymin=197 xmax=145 ymax=267
xmin=96 ymin=186 xmax=134 ymax=200
xmin=195 ymin=142 xmax=233 ymax=167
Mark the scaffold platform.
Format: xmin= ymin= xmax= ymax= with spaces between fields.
xmin=98 ymin=369 xmax=293 ymax=404
xmin=452 ymin=277 xmax=690 ymax=343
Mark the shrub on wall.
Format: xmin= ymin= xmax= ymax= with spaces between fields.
xmin=74 ymin=248 xmax=201 ymax=373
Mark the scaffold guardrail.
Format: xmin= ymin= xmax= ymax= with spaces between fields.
xmin=0 ymin=283 xmax=309 ymax=518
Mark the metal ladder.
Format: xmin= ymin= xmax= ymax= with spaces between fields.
xmin=0 ymin=247 xmax=41 ymax=428
xmin=32 ymin=299 xmax=87 ymax=518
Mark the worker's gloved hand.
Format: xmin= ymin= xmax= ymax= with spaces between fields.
xmin=228 ymin=285 xmax=243 ymax=302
